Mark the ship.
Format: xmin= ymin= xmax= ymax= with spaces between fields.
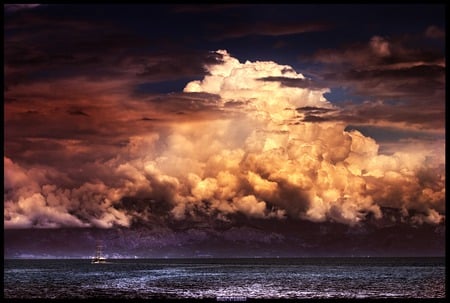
xmin=91 ymin=242 xmax=107 ymax=264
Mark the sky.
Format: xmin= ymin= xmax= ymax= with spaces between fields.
xmin=4 ymin=4 xmax=446 ymax=257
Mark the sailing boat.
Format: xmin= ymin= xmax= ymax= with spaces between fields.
xmin=91 ymin=242 xmax=107 ymax=264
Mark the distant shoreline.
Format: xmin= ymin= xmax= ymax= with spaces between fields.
xmin=4 ymin=256 xmax=445 ymax=261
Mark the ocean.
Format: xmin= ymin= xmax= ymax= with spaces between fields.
xmin=3 ymin=257 xmax=445 ymax=299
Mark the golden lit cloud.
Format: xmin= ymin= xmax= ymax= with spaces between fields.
xmin=4 ymin=50 xmax=445 ymax=228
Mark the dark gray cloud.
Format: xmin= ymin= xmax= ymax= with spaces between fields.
xmin=141 ymin=117 xmax=160 ymax=121
xmin=67 ymin=110 xmax=90 ymax=117
xmin=4 ymin=10 xmax=224 ymax=92
xmin=305 ymin=31 xmax=445 ymax=131
xmin=4 ymin=4 xmax=41 ymax=13
xmin=302 ymin=115 xmax=329 ymax=122
xmin=336 ymin=100 xmax=444 ymax=130
xmin=310 ymin=33 xmax=444 ymax=102
xmin=135 ymin=51 xmax=224 ymax=81
xmin=258 ymin=77 xmax=326 ymax=90
xmin=425 ymin=25 xmax=445 ymax=39
xmin=171 ymin=4 xmax=248 ymax=13
xmin=296 ymin=106 xmax=336 ymax=114
xmin=213 ymin=21 xmax=331 ymax=40
xmin=296 ymin=106 xmax=338 ymax=123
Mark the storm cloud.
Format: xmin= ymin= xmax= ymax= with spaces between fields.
xmin=307 ymin=31 xmax=445 ymax=132
xmin=4 ymin=50 xmax=445 ymax=229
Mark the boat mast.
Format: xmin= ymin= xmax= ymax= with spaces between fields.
xmin=96 ymin=243 xmax=102 ymax=258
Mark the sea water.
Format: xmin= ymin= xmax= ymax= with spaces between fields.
xmin=3 ymin=257 xmax=445 ymax=299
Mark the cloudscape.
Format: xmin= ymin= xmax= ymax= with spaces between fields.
xmin=4 ymin=4 xmax=445 ymax=258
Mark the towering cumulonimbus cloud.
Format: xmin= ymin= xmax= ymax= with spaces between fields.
xmin=4 ymin=50 xmax=445 ymax=229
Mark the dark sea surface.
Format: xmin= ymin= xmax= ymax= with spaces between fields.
xmin=3 ymin=257 xmax=445 ymax=299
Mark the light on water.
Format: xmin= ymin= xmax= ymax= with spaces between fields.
xmin=3 ymin=258 xmax=445 ymax=299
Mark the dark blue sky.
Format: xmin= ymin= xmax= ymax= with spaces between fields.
xmin=5 ymin=4 xmax=445 ymax=130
